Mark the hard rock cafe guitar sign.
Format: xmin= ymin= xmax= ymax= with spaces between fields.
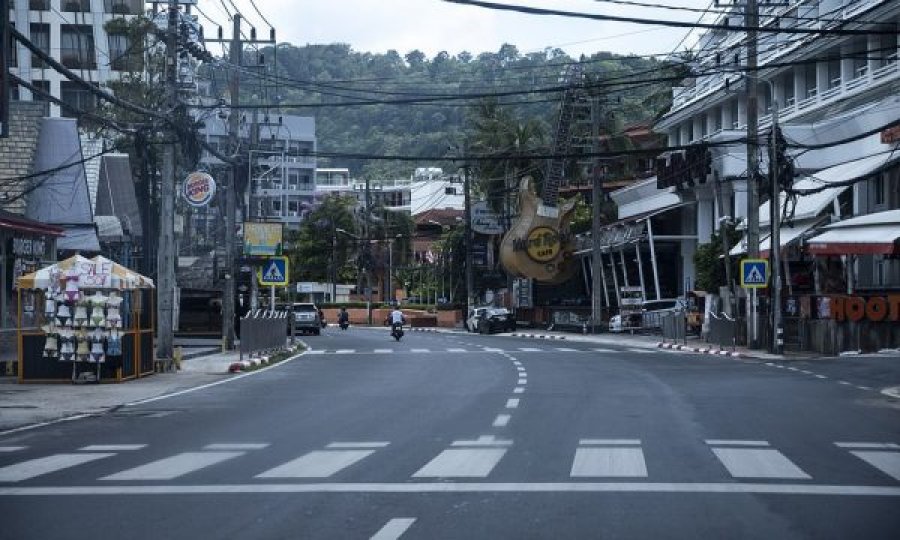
xmin=500 ymin=64 xmax=582 ymax=283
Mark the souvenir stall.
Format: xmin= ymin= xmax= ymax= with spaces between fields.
xmin=15 ymin=255 xmax=155 ymax=383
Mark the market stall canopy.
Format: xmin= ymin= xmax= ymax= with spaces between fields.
xmin=16 ymin=254 xmax=155 ymax=290
xmin=807 ymin=209 xmax=900 ymax=256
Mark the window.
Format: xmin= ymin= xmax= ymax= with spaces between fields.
xmin=271 ymin=200 xmax=282 ymax=213
xmin=713 ymin=106 xmax=722 ymax=132
xmin=104 ymin=0 xmax=137 ymax=14
xmin=804 ymin=62 xmax=817 ymax=97
xmin=62 ymin=0 xmax=90 ymax=12
xmin=730 ymin=99 xmax=740 ymax=128
xmin=782 ymin=71 xmax=795 ymax=105
xmin=29 ymin=0 xmax=50 ymax=9
xmin=29 ymin=24 xmax=50 ymax=69
xmin=851 ymin=37 xmax=868 ymax=78
xmin=108 ymin=33 xmax=141 ymax=71
xmin=827 ymin=58 xmax=841 ymax=88
xmin=60 ymin=25 xmax=96 ymax=69
xmin=61 ymin=81 xmax=98 ymax=117
xmin=288 ymin=171 xmax=299 ymax=189
xmin=873 ymin=175 xmax=885 ymax=206
xmin=6 ymin=24 xmax=15 ymax=68
xmin=31 ymin=80 xmax=50 ymax=102
xmin=873 ymin=256 xmax=886 ymax=287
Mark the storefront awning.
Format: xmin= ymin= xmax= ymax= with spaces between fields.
xmin=730 ymin=219 xmax=821 ymax=257
xmin=760 ymin=150 xmax=899 ymax=227
xmin=807 ymin=209 xmax=900 ymax=256
xmin=575 ymin=201 xmax=693 ymax=255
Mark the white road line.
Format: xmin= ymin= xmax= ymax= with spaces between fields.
xmin=450 ymin=436 xmax=512 ymax=447
xmin=0 ymin=453 xmax=115 ymax=482
xmin=513 ymin=387 xmax=525 ymax=394
xmin=327 ymin=442 xmax=390 ymax=449
xmin=570 ymin=447 xmax=648 ymax=478
xmin=799 ymin=370 xmax=813 ymax=374
xmin=505 ymin=399 xmax=520 ymax=409
xmin=306 ymin=350 xmax=326 ymax=355
xmin=858 ymin=386 xmax=873 ymax=391
xmin=373 ymin=349 xmax=393 ymax=354
xmin=512 ymin=361 xmax=522 ymax=366
xmin=447 ymin=348 xmax=467 ymax=353
xmin=482 ymin=348 xmax=503 ymax=353
xmin=410 ymin=349 xmax=430 ymax=353
xmin=412 ymin=448 xmax=507 ymax=478
xmin=555 ymin=348 xmax=577 ymax=352
xmin=711 ymin=448 xmax=810 ymax=479
xmin=4 ymin=483 xmax=900 ymax=496
xmin=518 ymin=348 xmax=542 ymax=352
xmin=835 ymin=442 xmax=900 ymax=450
xmin=0 ymin=447 xmax=27 ymax=452
xmin=517 ymin=378 xmax=527 ymax=385
xmin=335 ymin=349 xmax=356 ymax=354
xmin=80 ymin=445 xmax=146 ymax=451
xmin=516 ymin=366 xmax=526 ymax=372
xmin=492 ymin=414 xmax=511 ymax=427
xmin=256 ymin=450 xmax=377 ymax=479
xmin=579 ymin=439 xmax=641 ymax=446
xmin=849 ymin=451 xmax=900 ymax=481
xmin=787 ymin=367 xmax=799 ymax=371
xmin=592 ymin=348 xmax=616 ymax=353
xmin=370 ymin=518 xmax=417 ymax=540
xmin=101 ymin=452 xmax=244 ymax=481
xmin=627 ymin=349 xmax=654 ymax=354
xmin=814 ymin=374 xmax=828 ymax=379
xmin=838 ymin=381 xmax=852 ymax=386
xmin=705 ymin=440 xmax=770 ymax=447
xmin=204 ymin=443 xmax=269 ymax=451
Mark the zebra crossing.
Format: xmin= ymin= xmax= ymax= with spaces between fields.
xmin=304 ymin=346 xmax=638 ymax=355
xmin=1 ymin=438 xmax=898 ymax=485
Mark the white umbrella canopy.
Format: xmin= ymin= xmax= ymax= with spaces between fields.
xmin=16 ymin=254 xmax=154 ymax=290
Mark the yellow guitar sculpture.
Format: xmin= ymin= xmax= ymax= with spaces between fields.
xmin=499 ymin=64 xmax=583 ymax=283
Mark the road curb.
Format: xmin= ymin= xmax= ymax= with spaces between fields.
xmin=657 ymin=341 xmax=743 ymax=357
xmin=509 ymin=333 xmax=567 ymax=340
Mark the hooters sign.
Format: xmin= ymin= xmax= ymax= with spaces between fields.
xmin=183 ymin=172 xmax=216 ymax=208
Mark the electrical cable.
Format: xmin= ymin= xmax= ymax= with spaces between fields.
xmin=442 ymin=0 xmax=896 ymax=36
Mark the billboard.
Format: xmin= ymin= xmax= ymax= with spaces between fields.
xmin=243 ymin=222 xmax=283 ymax=257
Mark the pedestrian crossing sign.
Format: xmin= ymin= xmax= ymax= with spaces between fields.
xmin=258 ymin=256 xmax=289 ymax=286
xmin=740 ymin=258 xmax=768 ymax=289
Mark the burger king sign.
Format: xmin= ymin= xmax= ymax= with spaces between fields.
xmin=183 ymin=172 xmax=216 ymax=208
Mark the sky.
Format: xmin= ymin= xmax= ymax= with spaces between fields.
xmin=195 ymin=0 xmax=713 ymax=60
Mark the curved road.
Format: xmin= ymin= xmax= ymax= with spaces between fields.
xmin=1 ymin=327 xmax=898 ymax=539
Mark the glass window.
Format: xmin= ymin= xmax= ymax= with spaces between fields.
xmin=62 ymin=0 xmax=90 ymax=12
xmin=107 ymin=33 xmax=141 ymax=71
xmin=29 ymin=0 xmax=50 ymax=10
xmin=104 ymin=0 xmax=137 ymax=14
xmin=873 ymin=175 xmax=885 ymax=206
xmin=827 ymin=58 xmax=841 ymax=88
xmin=29 ymin=24 xmax=50 ymax=69
xmin=31 ymin=80 xmax=50 ymax=102
xmin=782 ymin=71 xmax=795 ymax=105
xmin=61 ymin=81 xmax=98 ymax=117
xmin=804 ymin=62 xmax=817 ymax=97
xmin=60 ymin=25 xmax=96 ymax=69
xmin=6 ymin=23 xmax=15 ymax=68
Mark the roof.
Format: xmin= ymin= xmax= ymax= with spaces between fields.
xmin=0 ymin=209 xmax=64 ymax=236
xmin=414 ymin=208 xmax=463 ymax=227
xmin=807 ymin=209 xmax=900 ymax=256
xmin=95 ymin=154 xmax=143 ymax=238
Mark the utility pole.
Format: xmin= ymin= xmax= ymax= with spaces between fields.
xmin=745 ymin=0 xmax=761 ymax=348
xmin=770 ymin=109 xmax=783 ymax=354
xmin=462 ymin=164 xmax=475 ymax=315
xmin=364 ymin=176 xmax=373 ymax=324
xmin=156 ymin=0 xmax=179 ymax=363
xmin=221 ymin=14 xmax=243 ymax=350
xmin=590 ymin=94 xmax=604 ymax=333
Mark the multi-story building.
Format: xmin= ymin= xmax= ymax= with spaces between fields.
xmin=198 ymin=114 xmax=317 ymax=231
xmin=8 ymin=0 xmax=146 ymax=117
xmin=600 ymin=0 xmax=899 ymax=352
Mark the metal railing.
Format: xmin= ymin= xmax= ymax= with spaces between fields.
xmin=239 ymin=310 xmax=289 ymax=360
xmin=660 ymin=311 xmax=687 ymax=343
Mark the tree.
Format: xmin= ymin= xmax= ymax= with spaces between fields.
xmin=287 ymin=195 xmax=358 ymax=283
xmin=693 ymin=225 xmax=741 ymax=294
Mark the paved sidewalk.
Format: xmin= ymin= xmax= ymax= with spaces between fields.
xmin=0 ymin=350 xmax=244 ymax=434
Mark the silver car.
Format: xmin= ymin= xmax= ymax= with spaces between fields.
xmin=292 ymin=303 xmax=321 ymax=335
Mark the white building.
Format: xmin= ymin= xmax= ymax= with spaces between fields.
xmin=604 ymin=0 xmax=900 ymax=305
xmin=8 ymin=0 xmax=146 ymax=117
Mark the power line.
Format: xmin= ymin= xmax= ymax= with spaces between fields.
xmin=443 ymin=0 xmax=896 ymax=35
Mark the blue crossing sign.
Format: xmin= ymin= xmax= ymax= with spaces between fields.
xmin=258 ymin=256 xmax=289 ymax=286
xmin=740 ymin=258 xmax=768 ymax=289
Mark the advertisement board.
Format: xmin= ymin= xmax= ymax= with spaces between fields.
xmin=243 ymin=222 xmax=283 ymax=257
xmin=182 ymin=171 xmax=216 ymax=208
xmin=471 ymin=201 xmax=505 ymax=235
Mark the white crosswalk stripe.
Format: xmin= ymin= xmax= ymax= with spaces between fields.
xmin=710 ymin=447 xmax=810 ymax=479
xmin=0 ymin=453 xmax=115 ymax=482
xmin=571 ymin=448 xmax=648 ymax=477
xmin=0 ymin=447 xmax=27 ymax=452
xmin=256 ymin=442 xmax=387 ymax=479
xmin=848 ymin=451 xmax=900 ymax=481
xmin=410 ymin=349 xmax=430 ymax=353
xmin=373 ymin=349 xmax=393 ymax=354
xmin=101 ymin=451 xmax=245 ymax=481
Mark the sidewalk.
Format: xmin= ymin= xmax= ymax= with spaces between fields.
xmin=0 ymin=350 xmax=243 ymax=434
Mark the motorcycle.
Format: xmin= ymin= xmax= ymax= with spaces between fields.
xmin=391 ymin=322 xmax=404 ymax=341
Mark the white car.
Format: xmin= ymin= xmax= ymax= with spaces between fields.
xmin=465 ymin=307 xmax=490 ymax=332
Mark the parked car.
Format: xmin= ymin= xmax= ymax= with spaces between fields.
xmin=291 ymin=303 xmax=321 ymax=335
xmin=468 ymin=307 xmax=515 ymax=334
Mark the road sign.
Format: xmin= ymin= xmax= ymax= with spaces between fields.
xmin=741 ymin=259 xmax=768 ymax=288
xmin=258 ymin=256 xmax=289 ymax=286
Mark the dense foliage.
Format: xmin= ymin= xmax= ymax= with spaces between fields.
xmin=233 ymin=43 xmax=677 ymax=179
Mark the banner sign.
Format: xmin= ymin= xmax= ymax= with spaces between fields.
xmin=243 ymin=222 xmax=283 ymax=256
xmin=182 ymin=171 xmax=216 ymax=208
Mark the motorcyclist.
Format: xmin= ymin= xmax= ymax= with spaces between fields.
xmin=389 ymin=306 xmax=406 ymax=332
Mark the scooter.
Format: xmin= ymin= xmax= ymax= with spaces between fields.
xmin=391 ymin=322 xmax=404 ymax=341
